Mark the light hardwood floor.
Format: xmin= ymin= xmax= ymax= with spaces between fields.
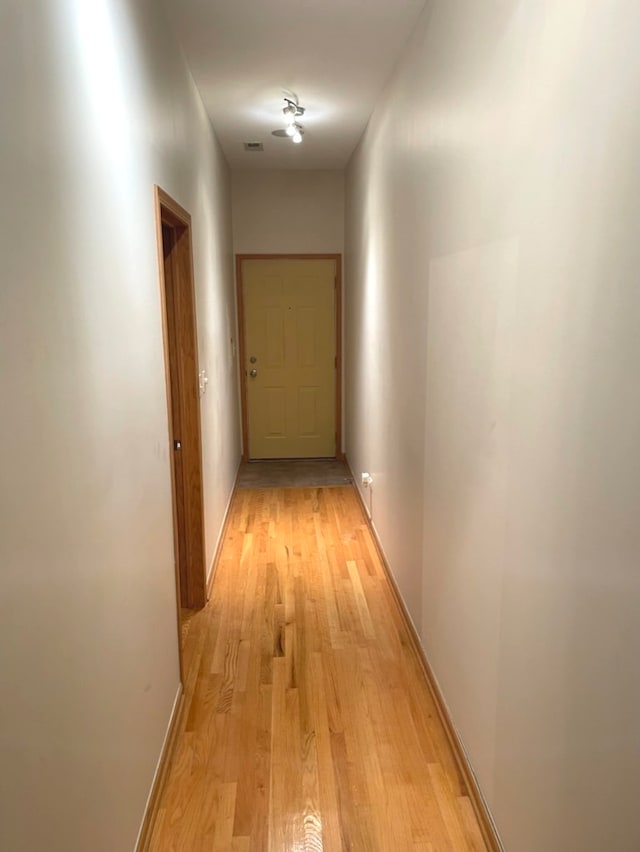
xmin=149 ymin=486 xmax=486 ymax=851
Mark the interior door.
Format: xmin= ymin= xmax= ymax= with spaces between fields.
xmin=156 ymin=188 xmax=206 ymax=614
xmin=242 ymin=258 xmax=336 ymax=459
xmin=162 ymin=225 xmax=189 ymax=599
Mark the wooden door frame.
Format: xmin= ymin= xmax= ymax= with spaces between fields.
xmin=236 ymin=253 xmax=343 ymax=462
xmin=154 ymin=187 xmax=207 ymax=672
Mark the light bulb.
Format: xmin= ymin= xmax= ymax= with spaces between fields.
xmin=285 ymin=124 xmax=296 ymax=137
xmin=283 ymin=104 xmax=297 ymax=125
xmin=292 ymin=129 xmax=303 ymax=144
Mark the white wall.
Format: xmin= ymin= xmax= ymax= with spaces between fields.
xmin=0 ymin=1 xmax=239 ymax=850
xmin=232 ymin=169 xmax=344 ymax=254
xmin=345 ymin=2 xmax=640 ymax=850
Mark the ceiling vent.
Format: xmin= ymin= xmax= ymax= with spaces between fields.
xmin=243 ymin=142 xmax=263 ymax=152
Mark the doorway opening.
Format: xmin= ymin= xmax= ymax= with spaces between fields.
xmin=154 ymin=187 xmax=207 ymax=672
xmin=236 ymin=254 xmax=343 ymax=461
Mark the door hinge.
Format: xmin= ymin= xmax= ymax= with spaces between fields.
xmin=334 ymin=356 xmax=337 ymax=368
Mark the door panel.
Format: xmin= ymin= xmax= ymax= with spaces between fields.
xmin=156 ymin=189 xmax=206 ymax=614
xmin=162 ymin=225 xmax=188 ymax=599
xmin=243 ymin=258 xmax=336 ymax=459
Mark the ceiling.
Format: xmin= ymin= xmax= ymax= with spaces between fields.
xmin=163 ymin=0 xmax=427 ymax=170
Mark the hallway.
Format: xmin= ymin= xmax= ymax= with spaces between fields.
xmin=149 ymin=485 xmax=486 ymax=851
xmin=6 ymin=3 xmax=640 ymax=849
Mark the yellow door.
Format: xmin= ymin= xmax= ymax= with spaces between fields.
xmin=243 ymin=258 xmax=336 ymax=459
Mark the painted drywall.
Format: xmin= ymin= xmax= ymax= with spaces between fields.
xmin=345 ymin=2 xmax=640 ymax=850
xmin=231 ymin=169 xmax=344 ymax=254
xmin=0 ymin=2 xmax=239 ymax=850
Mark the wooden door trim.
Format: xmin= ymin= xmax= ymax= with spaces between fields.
xmin=154 ymin=186 xmax=207 ymax=680
xmin=236 ymin=253 xmax=343 ymax=462
xmin=135 ymin=688 xmax=186 ymax=851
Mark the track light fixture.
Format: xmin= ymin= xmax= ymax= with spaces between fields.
xmin=282 ymin=98 xmax=305 ymax=123
xmin=283 ymin=103 xmax=298 ymax=125
xmin=279 ymin=98 xmax=305 ymax=144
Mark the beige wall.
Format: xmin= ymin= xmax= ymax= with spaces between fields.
xmin=345 ymin=2 xmax=640 ymax=850
xmin=231 ymin=169 xmax=344 ymax=254
xmin=0 ymin=1 xmax=239 ymax=850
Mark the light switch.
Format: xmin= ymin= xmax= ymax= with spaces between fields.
xmin=198 ymin=369 xmax=208 ymax=396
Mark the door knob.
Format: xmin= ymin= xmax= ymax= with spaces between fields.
xmin=249 ymin=369 xmax=257 ymax=378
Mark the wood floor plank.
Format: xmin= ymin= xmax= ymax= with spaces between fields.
xmin=149 ymin=486 xmax=487 ymax=851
